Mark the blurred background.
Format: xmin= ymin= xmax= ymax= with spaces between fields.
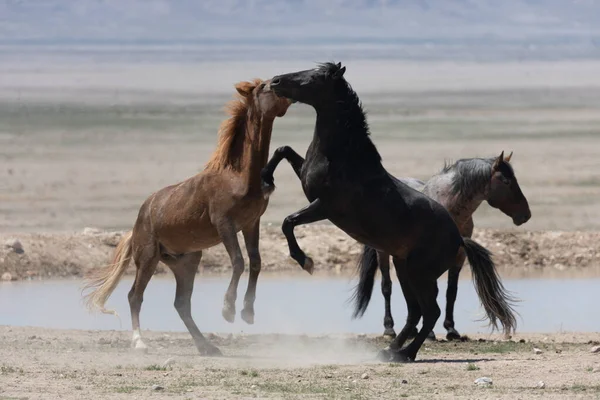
xmin=1 ymin=0 xmax=600 ymax=232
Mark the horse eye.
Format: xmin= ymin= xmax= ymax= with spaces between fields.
xmin=501 ymin=176 xmax=510 ymax=185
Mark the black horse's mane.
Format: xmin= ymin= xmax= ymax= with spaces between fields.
xmin=316 ymin=62 xmax=381 ymax=165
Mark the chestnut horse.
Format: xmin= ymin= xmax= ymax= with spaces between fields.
xmin=83 ymin=79 xmax=291 ymax=356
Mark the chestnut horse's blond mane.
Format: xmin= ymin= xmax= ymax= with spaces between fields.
xmin=205 ymin=79 xmax=263 ymax=172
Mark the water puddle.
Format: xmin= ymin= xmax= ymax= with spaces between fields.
xmin=1 ymin=275 xmax=598 ymax=334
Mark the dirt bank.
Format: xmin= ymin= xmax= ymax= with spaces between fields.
xmin=0 ymin=225 xmax=599 ymax=281
xmin=0 ymin=326 xmax=599 ymax=399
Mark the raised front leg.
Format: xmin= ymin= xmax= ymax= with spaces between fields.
xmin=282 ymin=199 xmax=326 ymax=274
xmin=378 ymin=251 xmax=396 ymax=338
xmin=444 ymin=250 xmax=466 ymax=340
xmin=241 ymin=220 xmax=261 ymax=325
xmin=261 ymin=145 xmax=305 ymax=196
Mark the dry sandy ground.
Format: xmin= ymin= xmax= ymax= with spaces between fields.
xmin=1 ymin=225 xmax=600 ymax=281
xmin=0 ymin=326 xmax=599 ymax=399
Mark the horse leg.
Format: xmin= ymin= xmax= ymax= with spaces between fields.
xmin=240 ymin=220 xmax=261 ymax=324
xmin=378 ymin=252 xmax=396 ymax=338
xmin=260 ymin=146 xmax=304 ymax=194
xmin=390 ymin=276 xmax=440 ymax=363
xmin=217 ymin=220 xmax=245 ymax=323
xmin=281 ymin=199 xmax=326 ymax=274
xmin=162 ymin=252 xmax=222 ymax=356
xmin=392 ymin=257 xmax=420 ymax=339
xmin=444 ymin=251 xmax=466 ymax=341
xmin=128 ymin=237 xmax=160 ymax=351
xmin=379 ymin=256 xmax=421 ymax=361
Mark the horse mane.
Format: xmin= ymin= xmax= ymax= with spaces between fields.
xmin=318 ymin=62 xmax=381 ymax=165
xmin=442 ymin=158 xmax=494 ymax=199
xmin=205 ymin=79 xmax=262 ymax=171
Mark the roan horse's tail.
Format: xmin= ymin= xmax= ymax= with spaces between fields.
xmin=462 ymin=237 xmax=517 ymax=336
xmin=82 ymin=231 xmax=133 ymax=316
xmin=351 ymin=245 xmax=379 ymax=319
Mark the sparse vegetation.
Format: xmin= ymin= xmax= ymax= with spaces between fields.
xmin=466 ymin=363 xmax=480 ymax=371
xmin=114 ymin=386 xmax=141 ymax=393
xmin=144 ymin=364 xmax=169 ymax=371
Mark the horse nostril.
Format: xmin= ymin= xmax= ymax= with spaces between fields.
xmin=271 ymin=78 xmax=281 ymax=86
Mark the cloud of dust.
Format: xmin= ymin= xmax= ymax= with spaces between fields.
xmin=225 ymin=334 xmax=379 ymax=369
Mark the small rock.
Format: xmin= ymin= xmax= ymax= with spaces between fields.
xmin=346 ymin=375 xmax=352 ymax=380
xmin=1 ymin=272 xmax=13 ymax=281
xmin=97 ymin=338 xmax=110 ymax=345
xmin=352 ymin=380 xmax=357 ymax=384
xmin=361 ymin=373 xmax=369 ymax=380
xmin=533 ymin=348 xmax=543 ymax=355
xmin=537 ymin=381 xmax=545 ymax=389
xmin=592 ymin=367 xmax=600 ymax=373
xmin=186 ymin=388 xmax=193 ymax=392
xmin=590 ymin=346 xmax=600 ymax=354
xmin=324 ymin=374 xmax=333 ymax=379
xmin=401 ymin=379 xmax=408 ymax=384
xmin=5 ymin=238 xmax=24 ymax=254
xmin=83 ymin=227 xmax=103 ymax=235
xmin=250 ymin=385 xmax=257 ymax=389
xmin=162 ymin=357 xmax=175 ymax=368
xmin=474 ymin=377 xmax=493 ymax=386
xmin=151 ymin=384 xmax=164 ymax=391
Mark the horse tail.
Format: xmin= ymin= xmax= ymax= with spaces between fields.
xmin=462 ymin=237 xmax=517 ymax=335
xmin=351 ymin=244 xmax=379 ymax=319
xmin=82 ymin=231 xmax=133 ymax=316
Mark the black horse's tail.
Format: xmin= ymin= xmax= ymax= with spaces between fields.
xmin=351 ymin=245 xmax=379 ymax=319
xmin=462 ymin=237 xmax=518 ymax=335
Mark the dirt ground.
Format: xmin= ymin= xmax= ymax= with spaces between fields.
xmin=1 ymin=225 xmax=599 ymax=281
xmin=0 ymin=326 xmax=599 ymax=399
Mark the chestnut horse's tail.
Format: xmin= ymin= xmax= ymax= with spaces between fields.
xmin=82 ymin=231 xmax=133 ymax=317
xmin=462 ymin=237 xmax=518 ymax=336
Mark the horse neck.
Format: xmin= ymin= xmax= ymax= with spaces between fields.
xmin=240 ymin=112 xmax=274 ymax=191
xmin=426 ymin=171 xmax=487 ymax=226
xmin=313 ymin=99 xmax=379 ymax=164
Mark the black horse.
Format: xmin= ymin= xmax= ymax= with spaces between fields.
xmin=261 ymin=62 xmax=517 ymax=362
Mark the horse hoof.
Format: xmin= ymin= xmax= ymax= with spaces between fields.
xmin=241 ymin=308 xmax=255 ymax=325
xmin=377 ymin=348 xmax=393 ymax=362
xmin=199 ymin=344 xmax=223 ymax=357
xmin=446 ymin=328 xmax=462 ymax=341
xmin=132 ymin=340 xmax=148 ymax=353
xmin=383 ymin=328 xmax=397 ymax=339
xmin=261 ymin=182 xmax=275 ymax=199
xmin=303 ymin=257 xmax=314 ymax=275
xmin=426 ymin=331 xmax=437 ymax=341
xmin=222 ymin=305 xmax=236 ymax=323
xmin=390 ymin=351 xmax=413 ymax=363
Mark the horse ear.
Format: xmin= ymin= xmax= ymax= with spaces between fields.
xmin=492 ymin=151 xmax=504 ymax=171
xmin=235 ymin=81 xmax=255 ymax=98
xmin=336 ymin=62 xmax=342 ymax=68
xmin=504 ymin=151 xmax=513 ymax=163
xmin=334 ymin=66 xmax=346 ymax=79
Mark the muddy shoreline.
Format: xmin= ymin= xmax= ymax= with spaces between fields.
xmin=0 ymin=225 xmax=599 ymax=281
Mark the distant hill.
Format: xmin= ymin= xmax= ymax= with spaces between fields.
xmin=1 ymin=0 xmax=599 ymax=60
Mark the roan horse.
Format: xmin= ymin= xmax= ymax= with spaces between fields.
xmin=261 ymin=62 xmax=517 ymax=362
xmin=83 ymin=79 xmax=291 ymax=355
xmin=357 ymin=153 xmax=530 ymax=341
